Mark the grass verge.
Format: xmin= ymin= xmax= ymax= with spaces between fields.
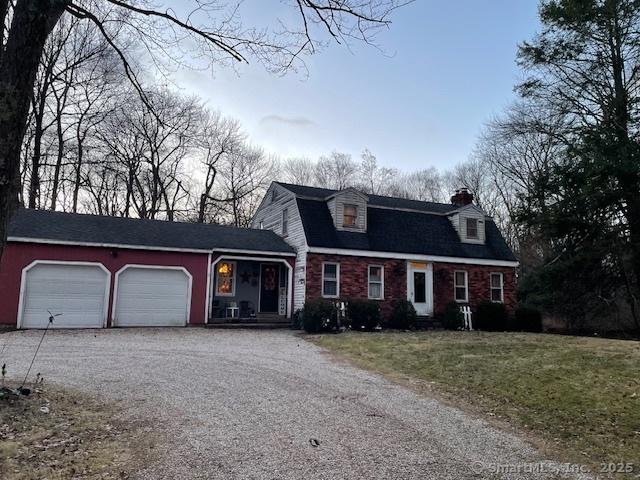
xmin=310 ymin=331 xmax=640 ymax=475
xmin=0 ymin=383 xmax=156 ymax=479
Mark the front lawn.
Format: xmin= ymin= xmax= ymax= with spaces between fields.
xmin=312 ymin=331 xmax=640 ymax=473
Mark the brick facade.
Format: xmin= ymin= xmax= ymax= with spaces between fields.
xmin=432 ymin=263 xmax=517 ymax=315
xmin=305 ymin=253 xmax=517 ymax=320
xmin=306 ymin=253 xmax=406 ymax=320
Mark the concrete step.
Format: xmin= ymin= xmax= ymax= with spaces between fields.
xmin=416 ymin=316 xmax=443 ymax=330
xmin=205 ymin=323 xmax=291 ymax=329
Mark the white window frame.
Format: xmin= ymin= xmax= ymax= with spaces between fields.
xmin=343 ymin=204 xmax=358 ymax=227
xmin=322 ymin=262 xmax=340 ymax=298
xmin=466 ymin=217 xmax=479 ymax=240
xmin=490 ymin=272 xmax=504 ymax=303
xmin=215 ymin=260 xmax=237 ymax=297
xmin=367 ymin=265 xmax=384 ymax=300
xmin=454 ymin=270 xmax=468 ymax=303
xmin=282 ymin=208 xmax=289 ymax=235
xmin=259 ymin=221 xmax=264 ymax=229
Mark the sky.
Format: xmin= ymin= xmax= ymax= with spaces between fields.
xmin=171 ymin=1 xmax=541 ymax=173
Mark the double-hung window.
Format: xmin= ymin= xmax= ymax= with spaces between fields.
xmin=343 ymin=204 xmax=357 ymax=227
xmin=322 ymin=263 xmax=339 ymax=298
xmin=490 ymin=273 xmax=504 ymax=303
xmin=466 ymin=217 xmax=479 ymax=239
xmin=454 ymin=270 xmax=468 ymax=302
xmin=368 ymin=265 xmax=384 ymax=300
xmin=216 ymin=261 xmax=236 ymax=296
xmin=282 ymin=208 xmax=289 ymax=235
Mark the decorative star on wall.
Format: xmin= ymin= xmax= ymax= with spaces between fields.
xmin=240 ymin=271 xmax=251 ymax=284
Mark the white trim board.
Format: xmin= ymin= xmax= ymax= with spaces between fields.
xmin=307 ymin=247 xmax=519 ymax=267
xmin=211 ymin=255 xmax=294 ymax=319
xmin=8 ymin=237 xmax=296 ymax=257
xmin=17 ymin=260 xmax=111 ymax=329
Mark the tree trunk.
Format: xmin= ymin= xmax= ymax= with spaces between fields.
xmin=49 ymin=104 xmax=65 ymax=210
xmin=0 ymin=0 xmax=65 ymax=257
xmin=28 ymin=96 xmax=46 ymax=208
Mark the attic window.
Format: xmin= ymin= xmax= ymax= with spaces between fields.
xmin=466 ymin=217 xmax=479 ymax=239
xmin=343 ymin=204 xmax=357 ymax=227
xmin=271 ymin=189 xmax=278 ymax=203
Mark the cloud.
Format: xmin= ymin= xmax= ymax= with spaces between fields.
xmin=260 ymin=114 xmax=316 ymax=128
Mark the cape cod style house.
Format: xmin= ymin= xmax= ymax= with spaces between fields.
xmin=251 ymin=182 xmax=518 ymax=322
xmin=0 ymin=181 xmax=517 ymax=329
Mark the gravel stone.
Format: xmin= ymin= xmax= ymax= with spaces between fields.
xmin=0 ymin=329 xmax=589 ymax=479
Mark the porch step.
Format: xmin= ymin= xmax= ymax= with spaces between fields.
xmin=416 ymin=316 xmax=443 ymax=330
xmin=206 ymin=322 xmax=291 ymax=329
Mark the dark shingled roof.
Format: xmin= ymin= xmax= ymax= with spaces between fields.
xmin=8 ymin=208 xmax=295 ymax=254
xmin=296 ymin=198 xmax=517 ymax=262
xmin=276 ymin=182 xmax=456 ymax=214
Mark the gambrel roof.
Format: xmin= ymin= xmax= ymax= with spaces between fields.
xmin=276 ymin=182 xmax=517 ymax=262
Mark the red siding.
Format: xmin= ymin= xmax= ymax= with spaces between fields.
xmin=0 ymin=242 xmax=209 ymax=327
xmin=305 ymin=253 xmax=517 ymax=320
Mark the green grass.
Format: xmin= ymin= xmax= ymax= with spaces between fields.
xmin=312 ymin=331 xmax=640 ymax=471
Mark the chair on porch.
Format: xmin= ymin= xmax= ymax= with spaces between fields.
xmin=239 ymin=301 xmax=256 ymax=318
xmin=225 ymin=301 xmax=239 ymax=319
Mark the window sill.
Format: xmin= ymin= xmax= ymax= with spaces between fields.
xmin=216 ymin=292 xmax=235 ymax=297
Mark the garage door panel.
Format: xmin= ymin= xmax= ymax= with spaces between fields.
xmin=21 ymin=264 xmax=108 ymax=329
xmin=114 ymin=267 xmax=190 ymax=327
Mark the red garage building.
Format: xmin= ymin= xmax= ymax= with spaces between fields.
xmin=0 ymin=209 xmax=295 ymax=329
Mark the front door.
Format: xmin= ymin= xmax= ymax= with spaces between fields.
xmin=259 ymin=264 xmax=279 ymax=313
xmin=408 ymin=262 xmax=433 ymax=316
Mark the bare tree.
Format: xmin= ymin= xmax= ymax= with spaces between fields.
xmin=195 ymin=111 xmax=243 ymax=223
xmin=357 ymin=148 xmax=400 ymax=195
xmin=0 ymin=0 xmax=411 ymax=255
xmin=216 ymin=145 xmax=276 ymax=227
xmin=279 ymin=157 xmax=317 ymax=186
xmin=97 ymin=87 xmax=201 ymax=220
xmin=315 ymin=151 xmax=358 ymax=189
xmin=398 ymin=168 xmax=444 ymax=202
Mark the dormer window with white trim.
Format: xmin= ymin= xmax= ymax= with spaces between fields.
xmin=466 ymin=217 xmax=479 ymax=240
xmin=343 ymin=204 xmax=357 ymax=227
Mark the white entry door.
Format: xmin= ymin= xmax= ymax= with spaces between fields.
xmin=20 ymin=262 xmax=109 ymax=329
xmin=407 ymin=262 xmax=433 ymax=316
xmin=114 ymin=266 xmax=191 ymax=327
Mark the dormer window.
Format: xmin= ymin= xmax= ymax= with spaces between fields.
xmin=466 ymin=218 xmax=479 ymax=239
xmin=343 ymin=204 xmax=357 ymax=227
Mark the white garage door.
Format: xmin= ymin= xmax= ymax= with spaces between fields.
xmin=114 ymin=267 xmax=190 ymax=327
xmin=20 ymin=263 xmax=109 ymax=329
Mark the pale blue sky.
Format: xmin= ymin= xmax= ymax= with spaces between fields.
xmin=173 ymin=1 xmax=541 ymax=172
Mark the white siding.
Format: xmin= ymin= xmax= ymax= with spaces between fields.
xmin=328 ymin=190 xmax=367 ymax=233
xmin=251 ymin=183 xmax=308 ymax=311
xmin=449 ymin=205 xmax=486 ymax=244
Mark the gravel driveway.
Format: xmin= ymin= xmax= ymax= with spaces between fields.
xmin=1 ymin=329 xmax=586 ymax=479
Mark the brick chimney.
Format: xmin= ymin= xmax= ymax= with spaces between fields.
xmin=451 ymin=188 xmax=474 ymax=206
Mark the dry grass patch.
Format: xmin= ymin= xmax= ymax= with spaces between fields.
xmin=0 ymin=384 xmax=157 ymax=479
xmin=311 ymin=331 xmax=640 ymax=475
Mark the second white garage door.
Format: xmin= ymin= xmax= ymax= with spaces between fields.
xmin=113 ymin=267 xmax=191 ymax=327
